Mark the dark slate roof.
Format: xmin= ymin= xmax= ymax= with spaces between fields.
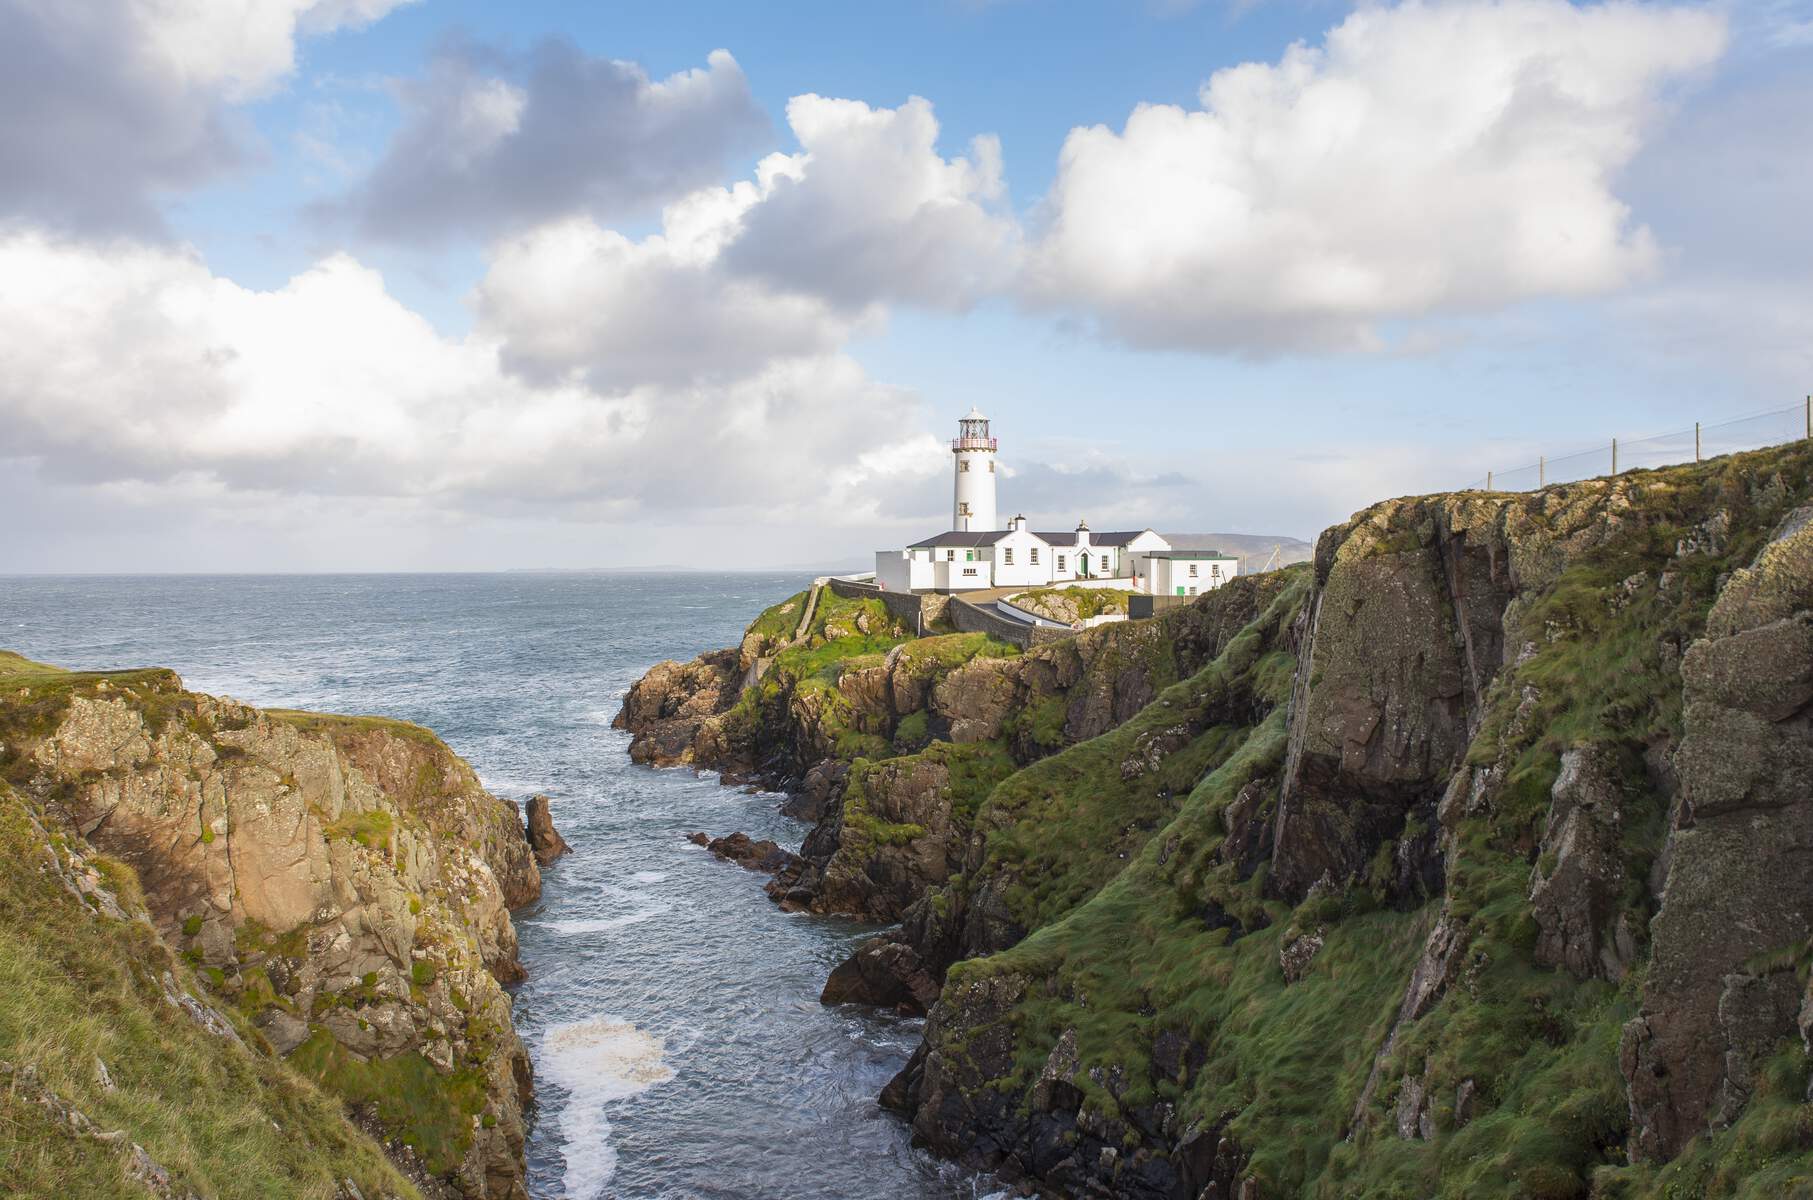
xmin=1033 ymin=530 xmax=1153 ymax=547
xmin=907 ymin=530 xmax=1006 ymax=549
xmin=908 ymin=527 xmax=1162 ymax=550
xmin=1145 ymin=549 xmax=1238 ymax=559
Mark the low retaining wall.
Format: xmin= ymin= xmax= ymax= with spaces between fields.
xmin=994 ymin=598 xmax=1072 ymax=630
xmin=828 ymin=576 xmax=951 ymax=635
xmin=827 ymin=576 xmax=883 ymax=601
xmin=949 ymin=597 xmax=1074 ymax=649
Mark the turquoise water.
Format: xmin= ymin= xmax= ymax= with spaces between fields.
xmin=0 ymin=573 xmax=989 ymax=1200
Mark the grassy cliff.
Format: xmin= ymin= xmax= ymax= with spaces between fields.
xmin=893 ymin=442 xmax=1813 ymax=1199
xmin=0 ymin=777 xmax=416 ymax=1199
xmin=625 ymin=440 xmax=1813 ymax=1200
xmin=0 ymin=652 xmax=540 ymax=1199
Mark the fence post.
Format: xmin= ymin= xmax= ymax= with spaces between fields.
xmin=1539 ymin=456 xmax=1545 ymax=487
xmin=1695 ymin=422 xmax=1702 ymax=462
xmin=1486 ymin=470 xmax=1493 ymax=491
xmin=1806 ymin=395 xmax=1810 ymax=440
xmin=1612 ymin=438 xmax=1618 ymax=476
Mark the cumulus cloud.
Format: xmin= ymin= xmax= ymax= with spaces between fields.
xmin=0 ymin=0 xmax=412 ymax=234
xmin=471 ymin=93 xmax=1016 ymax=391
xmin=474 ymin=202 xmax=863 ymax=390
xmin=327 ymin=40 xmax=769 ymax=243
xmin=726 ymin=95 xmax=1022 ymax=309
xmin=0 ymin=232 xmax=930 ymax=523
xmin=1024 ymin=0 xmax=1728 ymax=352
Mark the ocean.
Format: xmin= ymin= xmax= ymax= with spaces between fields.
xmin=0 ymin=572 xmax=993 ymax=1200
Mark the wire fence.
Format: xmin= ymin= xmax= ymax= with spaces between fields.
xmin=1468 ymin=398 xmax=1813 ymax=493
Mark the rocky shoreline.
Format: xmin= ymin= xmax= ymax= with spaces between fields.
xmin=618 ymin=441 xmax=1813 ymax=1200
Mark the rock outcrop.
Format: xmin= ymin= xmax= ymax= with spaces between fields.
xmin=618 ymin=578 xmax=1293 ymax=931
xmin=622 ymin=440 xmax=1813 ymax=1199
xmin=627 ymin=442 xmax=1813 ymax=1200
xmin=523 ymin=794 xmax=571 ymax=866
xmin=1 ymin=654 xmax=540 ymax=1199
xmin=1622 ymin=503 xmax=1813 ymax=1159
xmin=0 ymin=763 xmax=416 ymax=1198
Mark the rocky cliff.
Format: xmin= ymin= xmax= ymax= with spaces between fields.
xmin=0 ymin=653 xmax=547 ymax=1200
xmin=624 ymin=440 xmax=1813 ymax=1199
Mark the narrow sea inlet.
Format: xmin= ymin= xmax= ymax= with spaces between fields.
xmin=0 ymin=572 xmax=993 ymax=1199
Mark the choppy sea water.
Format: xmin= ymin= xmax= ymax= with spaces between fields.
xmin=0 ymin=573 xmax=995 ymax=1200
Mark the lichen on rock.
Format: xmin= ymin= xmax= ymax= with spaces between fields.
xmin=0 ymin=654 xmax=541 ymax=1199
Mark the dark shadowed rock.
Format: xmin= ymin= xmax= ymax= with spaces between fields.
xmin=695 ymin=831 xmax=805 ymax=877
xmin=1528 ymin=746 xmax=1634 ymax=981
xmin=523 ymin=794 xmax=571 ymax=866
xmin=819 ymin=936 xmax=941 ymax=1014
xmin=1624 ymin=506 xmax=1813 ymax=1161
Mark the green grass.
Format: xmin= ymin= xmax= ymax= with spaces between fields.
xmin=320 ymin=807 xmax=395 ymax=851
xmin=287 ymin=1031 xmax=486 ymax=1176
xmin=0 ymin=652 xmax=185 ymax=785
xmin=906 ymin=444 xmax=1813 ymax=1198
xmin=264 ymin=709 xmax=445 ymax=748
xmin=963 ymin=575 xmax=1307 ymax=935
xmin=0 ymin=782 xmax=416 ymax=1200
xmin=1598 ymin=1050 xmax=1813 ymax=1200
xmin=745 ymin=590 xmax=811 ymax=644
xmin=943 ymin=710 xmax=1421 ymax=1192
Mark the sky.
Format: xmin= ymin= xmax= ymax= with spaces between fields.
xmin=2 ymin=0 xmax=1810 ymax=573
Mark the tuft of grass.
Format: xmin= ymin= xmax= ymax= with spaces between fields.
xmin=263 ymin=710 xmax=443 ymax=749
xmin=319 ymin=807 xmax=395 ymax=851
xmin=0 ymin=652 xmax=182 ymax=785
xmin=287 ymin=1030 xmax=485 ymax=1177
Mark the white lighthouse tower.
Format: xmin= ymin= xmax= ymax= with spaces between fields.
xmin=951 ymin=408 xmax=998 ymax=531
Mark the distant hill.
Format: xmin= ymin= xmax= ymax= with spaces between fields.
xmin=1160 ymin=532 xmax=1314 ymax=571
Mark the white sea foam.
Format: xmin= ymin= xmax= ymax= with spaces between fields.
xmin=532 ymin=902 xmax=672 ymax=935
xmin=540 ymin=1015 xmax=675 ymax=1200
xmin=632 ymin=871 xmax=667 ymax=884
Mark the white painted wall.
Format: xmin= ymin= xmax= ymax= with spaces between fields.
xmin=925 ymin=545 xmax=993 ymax=590
xmin=952 ymin=448 xmax=997 ymax=531
xmin=990 ymin=522 xmax=1050 ymax=588
xmin=879 ymin=529 xmax=1176 ymax=595
xmin=1145 ymin=555 xmax=1239 ymax=597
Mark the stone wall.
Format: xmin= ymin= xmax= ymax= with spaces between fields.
xmin=828 ymin=577 xmax=952 ymax=635
xmin=947 ymin=597 xmax=1073 ymax=648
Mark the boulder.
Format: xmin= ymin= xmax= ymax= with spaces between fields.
xmin=820 ymin=937 xmax=942 ymax=1014
xmin=523 ymin=794 xmax=571 ymax=866
xmin=695 ymin=831 xmax=804 ymax=877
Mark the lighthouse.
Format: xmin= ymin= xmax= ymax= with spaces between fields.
xmin=951 ymin=407 xmax=998 ymax=531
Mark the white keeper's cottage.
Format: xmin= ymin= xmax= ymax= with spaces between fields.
xmin=875 ymin=410 xmax=1239 ymax=596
